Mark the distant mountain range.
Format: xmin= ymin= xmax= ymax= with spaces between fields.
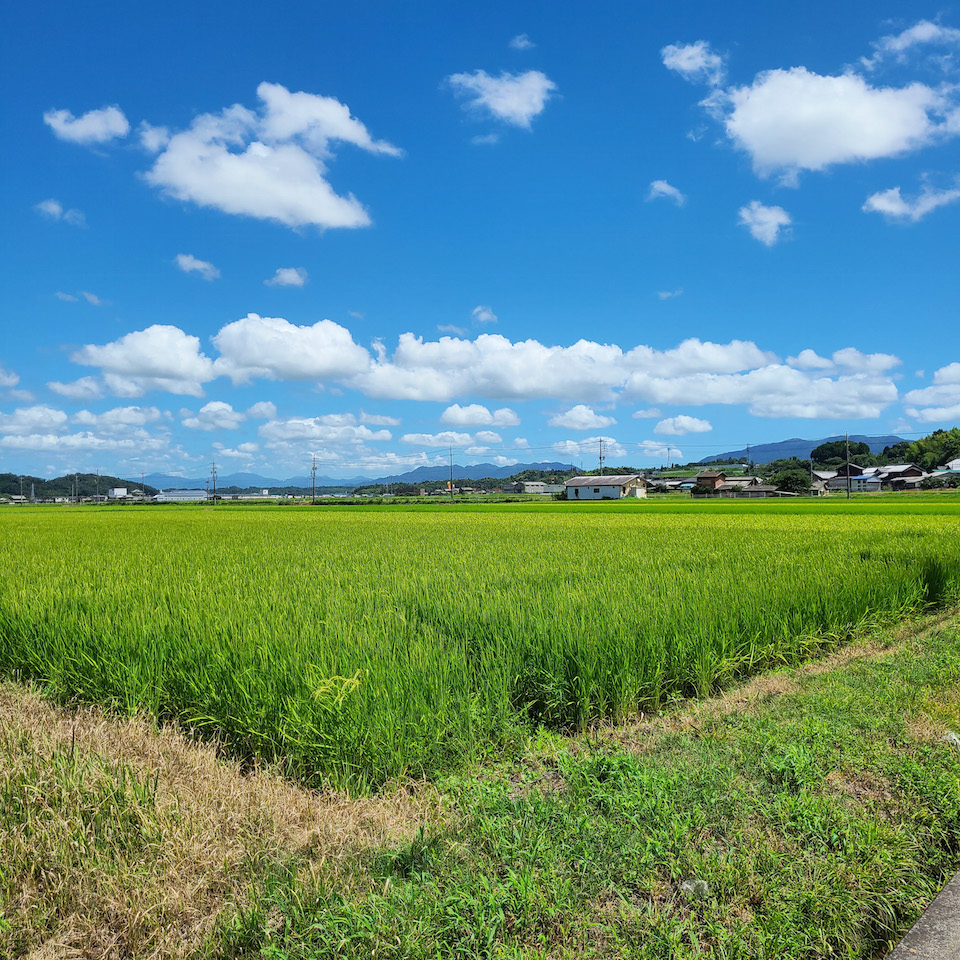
xmin=143 ymin=461 xmax=577 ymax=491
xmin=698 ymin=435 xmax=908 ymax=465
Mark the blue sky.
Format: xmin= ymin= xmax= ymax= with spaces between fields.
xmin=2 ymin=2 xmax=959 ymax=480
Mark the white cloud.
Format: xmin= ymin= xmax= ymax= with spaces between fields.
xmin=265 ymin=267 xmax=308 ymax=287
xmin=647 ymin=180 xmax=686 ymax=205
xmin=653 ymin=415 xmax=712 ymax=435
xmin=657 ymin=289 xmax=683 ymax=300
xmin=721 ymin=68 xmax=949 ymax=183
xmin=72 ymin=406 xmax=163 ymax=432
xmin=34 ymin=198 xmax=85 ymax=226
xmin=548 ymin=404 xmax=616 ymax=430
xmin=182 ymin=401 xmax=245 ymax=431
xmin=175 ymin=253 xmax=220 ymax=281
xmin=246 ymin=401 xmax=277 ymax=419
xmin=474 ymin=430 xmax=502 ymax=444
xmin=787 ymin=348 xmax=834 ymax=370
xmin=55 ymin=292 xmax=79 ymax=302
xmin=47 ymin=376 xmax=103 ymax=400
xmin=441 ymin=403 xmax=520 ymax=427
xmin=632 ymin=408 xmax=662 ymax=419
xmin=43 ymin=104 xmax=129 ymax=144
xmin=72 ymin=324 xmax=217 ymax=397
xmin=143 ymin=82 xmax=401 ymax=229
xmin=354 ymin=334 xmax=776 ymax=404
xmin=509 ymin=33 xmax=535 ymax=51
xmin=260 ymin=418 xmax=391 ymax=444
xmin=625 ymin=366 xmax=897 ymax=419
xmin=360 ymin=411 xmax=402 ymax=426
xmin=904 ymin=361 xmax=960 ymax=422
xmin=863 ymin=183 xmax=960 ymax=221
xmin=471 ymin=133 xmax=501 ymax=146
xmin=214 ymin=443 xmax=258 ymax=460
xmin=864 ymin=20 xmax=960 ymax=68
xmin=661 ymin=41 xmax=725 ymax=86
xmin=0 ymin=405 xmax=69 ymax=435
xmin=0 ymin=366 xmax=20 ymax=388
xmin=831 ymin=347 xmax=900 ymax=374
xmin=472 ymin=304 xmax=498 ymax=324
xmin=138 ymin=122 xmax=170 ymax=152
xmin=738 ymin=201 xmax=791 ymax=245
xmin=447 ymin=70 xmax=556 ymax=128
xmin=438 ymin=324 xmax=467 ymax=335
xmin=80 ymin=291 xmax=102 ymax=306
xmin=212 ymin=313 xmax=370 ymax=383
xmin=400 ymin=431 xmax=473 ymax=447
xmin=638 ymin=440 xmax=684 ymax=460
xmin=552 ymin=435 xmax=627 ymax=461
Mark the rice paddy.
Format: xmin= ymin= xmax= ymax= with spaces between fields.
xmin=2 ymin=500 xmax=959 ymax=790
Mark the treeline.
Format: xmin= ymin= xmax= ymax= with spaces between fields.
xmin=0 ymin=473 xmax=158 ymax=499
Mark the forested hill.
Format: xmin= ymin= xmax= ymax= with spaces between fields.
xmin=0 ymin=473 xmax=158 ymax=499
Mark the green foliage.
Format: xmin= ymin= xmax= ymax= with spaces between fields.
xmin=215 ymin=622 xmax=960 ymax=959
xmin=811 ymin=440 xmax=870 ymax=463
xmin=770 ymin=469 xmax=811 ymax=494
xmin=1 ymin=504 xmax=959 ymax=791
xmin=910 ymin=427 xmax=960 ymax=472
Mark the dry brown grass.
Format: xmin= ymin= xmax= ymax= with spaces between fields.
xmin=0 ymin=683 xmax=440 ymax=960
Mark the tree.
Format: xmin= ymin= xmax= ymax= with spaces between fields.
xmin=910 ymin=427 xmax=960 ymax=471
xmin=770 ymin=469 xmax=811 ymax=495
xmin=811 ymin=440 xmax=869 ymax=463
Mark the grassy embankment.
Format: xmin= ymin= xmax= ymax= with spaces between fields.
xmin=3 ymin=611 xmax=959 ymax=958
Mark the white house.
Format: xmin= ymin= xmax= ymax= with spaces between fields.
xmin=107 ymin=487 xmax=128 ymax=499
xmin=565 ymin=475 xmax=648 ymax=500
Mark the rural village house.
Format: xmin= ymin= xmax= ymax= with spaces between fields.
xmin=565 ymin=475 xmax=648 ymax=499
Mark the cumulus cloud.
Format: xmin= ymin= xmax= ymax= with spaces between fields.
xmin=400 ymin=431 xmax=473 ymax=447
xmin=904 ymin=361 xmax=960 ymax=422
xmin=552 ymin=435 xmax=627 ymax=461
xmin=509 ymin=33 xmax=535 ymax=51
xmin=0 ymin=366 xmax=21 ymax=388
xmin=738 ymin=201 xmax=791 ymax=245
xmin=787 ymin=348 xmax=834 ymax=370
xmin=638 ymin=440 xmax=684 ymax=460
xmin=441 ymin=404 xmax=520 ymax=427
xmin=719 ymin=68 xmax=950 ymax=183
xmin=182 ymin=401 xmax=246 ymax=431
xmin=863 ymin=20 xmax=960 ymax=68
xmin=647 ymin=180 xmax=686 ymax=205
xmin=47 ymin=376 xmax=103 ymax=400
xmin=260 ymin=417 xmax=391 ymax=444
xmin=548 ymin=404 xmax=616 ymax=430
xmin=472 ymin=305 xmax=498 ymax=324
xmin=246 ymin=401 xmax=277 ymax=419
xmin=175 ymin=253 xmax=220 ymax=281
xmin=43 ymin=104 xmax=129 ymax=144
xmin=212 ymin=313 xmax=370 ymax=383
xmin=0 ymin=405 xmax=69 ymax=435
xmin=139 ymin=122 xmax=170 ymax=152
xmin=72 ymin=324 xmax=217 ymax=397
xmin=653 ymin=415 xmax=712 ymax=435
xmin=863 ymin=183 xmax=960 ymax=221
xmin=447 ymin=70 xmax=556 ymax=128
xmin=265 ymin=267 xmax=308 ymax=287
xmin=72 ymin=406 xmax=163 ymax=432
xmin=360 ymin=411 xmax=401 ymax=426
xmin=34 ymin=198 xmax=85 ymax=226
xmin=143 ymin=82 xmax=401 ymax=229
xmin=661 ymin=41 xmax=725 ymax=86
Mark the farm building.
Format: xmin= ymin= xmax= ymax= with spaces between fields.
xmin=565 ymin=475 xmax=647 ymax=499
xmin=154 ymin=489 xmax=208 ymax=502
xmin=515 ymin=481 xmax=565 ymax=494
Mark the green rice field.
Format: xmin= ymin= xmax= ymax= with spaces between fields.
xmin=2 ymin=500 xmax=959 ymax=790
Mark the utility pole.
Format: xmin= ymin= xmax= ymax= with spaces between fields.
xmin=598 ymin=439 xmax=605 ymax=477
xmin=95 ymin=468 xmax=100 ymax=504
xmin=211 ymin=457 xmax=218 ymax=504
xmin=311 ymin=454 xmax=317 ymax=504
xmin=19 ymin=475 xmax=23 ymax=500
xmin=140 ymin=470 xmax=144 ymax=503
xmin=449 ymin=446 xmax=454 ymax=501
xmin=746 ymin=443 xmax=752 ymax=474
xmin=845 ymin=432 xmax=851 ymax=500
